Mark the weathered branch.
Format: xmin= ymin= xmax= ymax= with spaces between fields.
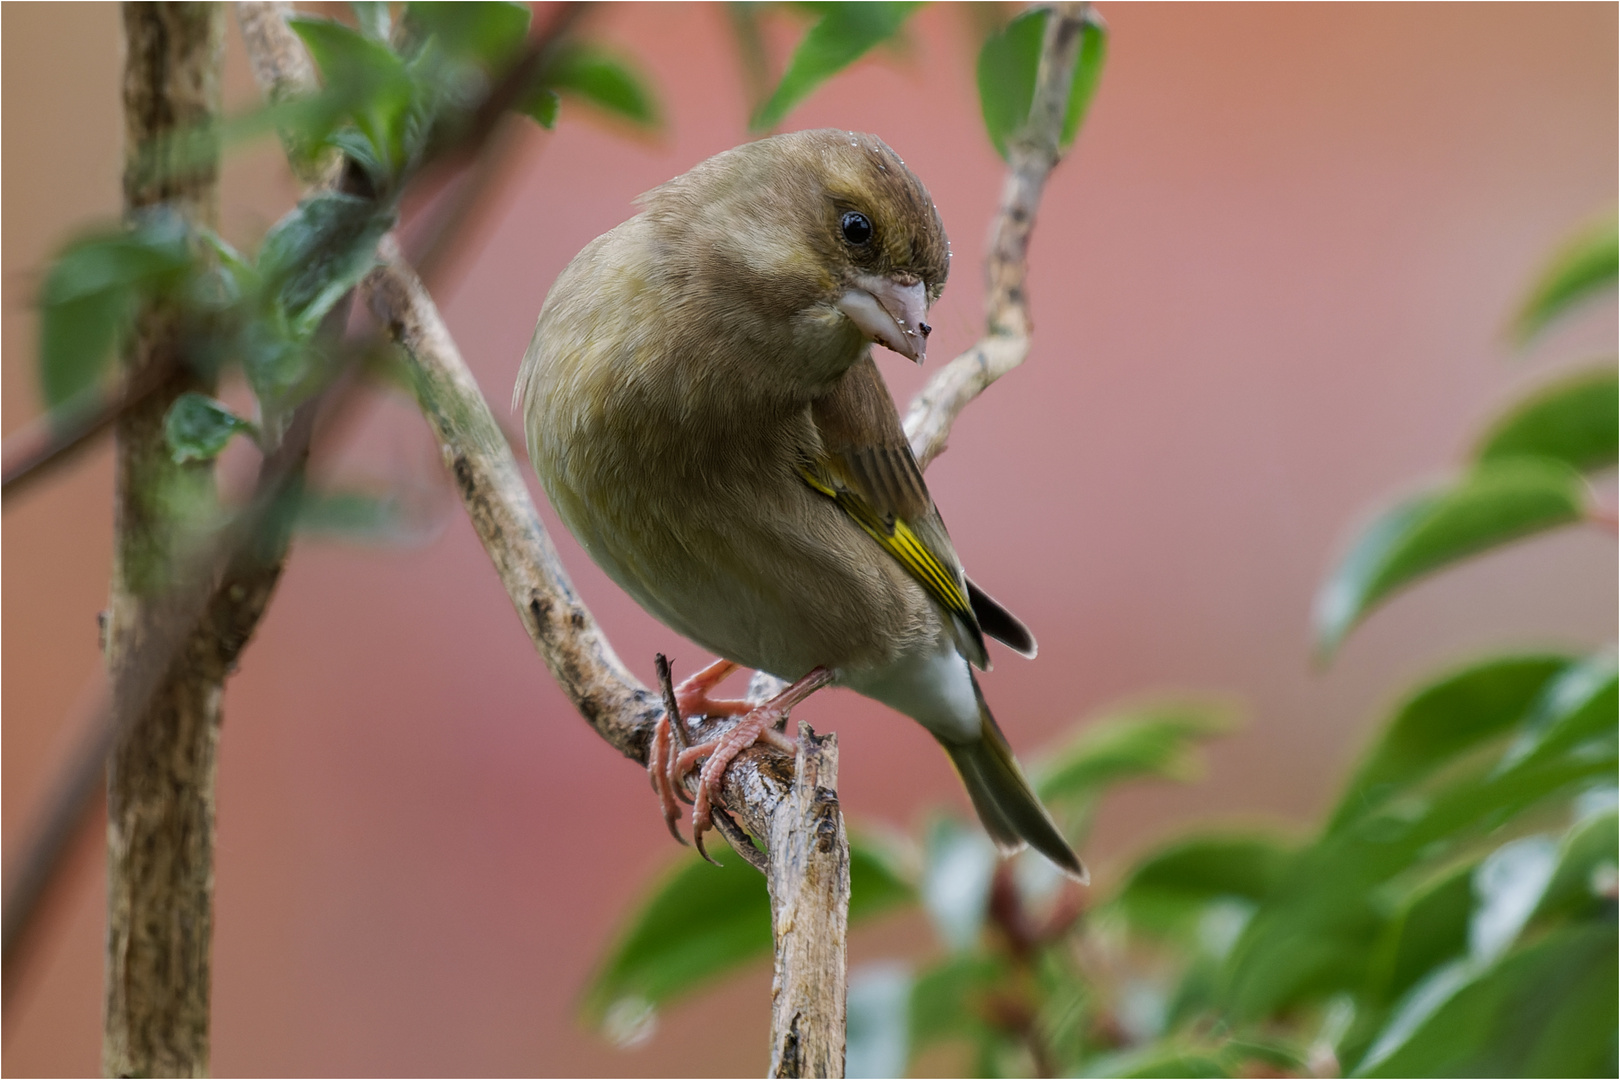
xmin=767 ymin=728 xmax=850 ymax=1078
xmin=904 ymin=2 xmax=1093 ymax=468
xmin=104 ymin=6 xmax=229 ymax=1073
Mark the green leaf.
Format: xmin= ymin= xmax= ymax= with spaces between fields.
xmin=1476 ymin=366 xmax=1618 ymax=473
xmin=405 ymin=1 xmax=531 ymax=68
xmin=257 ymin=192 xmax=394 ymax=338
xmin=292 ymin=488 xmax=439 ymax=546
xmin=1313 ymin=459 xmax=1589 ymax=658
xmin=1509 ymin=213 xmax=1618 ymax=346
xmin=1529 ymin=806 xmax=1617 ymax=928
xmin=976 ymin=9 xmax=1107 ymax=161
xmin=1326 ymin=655 xmax=1571 ymax=833
xmin=1034 ymin=701 xmax=1235 ymax=806
xmin=1084 ymin=1044 xmax=1232 ymax=1078
xmin=582 ymin=830 xmax=909 ymax=1031
xmin=548 ymin=45 xmax=660 ymax=129
xmin=38 ymin=213 xmax=193 ymax=410
xmin=287 ymin=15 xmax=415 ymax=171
xmin=163 ymin=393 xmax=254 ymax=464
xmin=520 ymin=88 xmax=559 ymax=130
xmin=582 ymin=845 xmax=772 ymax=1028
xmin=750 ymin=2 xmax=923 ymax=132
xmin=1355 ymin=922 xmax=1618 ymax=1077
xmin=1366 ymin=862 xmax=1474 ymax=1007
xmin=1114 ymin=833 xmax=1293 ymax=938
xmin=908 ymin=953 xmax=1003 ymax=1047
xmin=849 ymin=828 xmax=915 ymax=919
xmin=1497 ymin=654 xmax=1618 ymax=774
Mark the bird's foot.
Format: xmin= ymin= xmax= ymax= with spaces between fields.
xmin=668 ymin=666 xmax=834 ymax=856
xmin=674 ymin=658 xmax=753 ymax=720
xmin=647 ymin=709 xmax=689 ymax=845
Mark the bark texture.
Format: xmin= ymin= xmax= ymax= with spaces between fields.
xmin=103 ymin=6 xmax=225 ymax=1075
xmin=767 ymin=729 xmax=850 ymax=1078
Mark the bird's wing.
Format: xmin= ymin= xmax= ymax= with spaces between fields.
xmin=801 ymin=355 xmax=1002 ymax=668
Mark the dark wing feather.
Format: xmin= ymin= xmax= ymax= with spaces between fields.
xmin=803 ymin=356 xmax=995 ymax=667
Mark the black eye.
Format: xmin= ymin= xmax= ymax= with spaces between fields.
xmin=840 ymin=211 xmax=873 ymax=245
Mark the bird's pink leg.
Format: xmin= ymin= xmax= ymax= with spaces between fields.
xmin=671 ymin=667 xmax=834 ymax=850
xmin=674 ymin=658 xmax=753 ymax=719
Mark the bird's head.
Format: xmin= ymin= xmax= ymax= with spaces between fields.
xmin=639 ymin=130 xmax=950 ymax=390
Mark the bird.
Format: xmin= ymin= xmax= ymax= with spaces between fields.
xmin=516 ymin=129 xmax=1086 ymax=882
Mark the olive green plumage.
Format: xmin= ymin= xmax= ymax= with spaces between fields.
xmin=517 ymin=130 xmax=1085 ymax=881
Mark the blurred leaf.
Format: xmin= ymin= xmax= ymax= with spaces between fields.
xmin=1114 ymin=833 xmax=1293 ymax=938
xmin=847 ymin=962 xmax=912 ymax=1079
xmin=1355 ymin=922 xmax=1618 ymax=1077
xmin=292 ymin=488 xmax=441 ymax=546
xmin=1509 ymin=212 xmax=1618 ymax=346
xmin=1367 ymin=862 xmax=1473 ymax=1006
xmin=750 ymin=2 xmax=923 ymax=132
xmin=921 ymin=817 xmax=997 ymax=951
xmin=582 ymin=829 xmax=909 ymax=1030
xmin=909 ymin=953 xmax=1003 ymax=1047
xmin=548 ymin=45 xmax=660 ymax=129
xmin=1530 ymin=806 xmax=1617 ymax=928
xmin=1476 ymin=366 xmax=1618 ymax=473
xmin=1035 ymin=701 xmax=1235 ymax=806
xmin=1083 ymin=1043 xmax=1231 ymax=1078
xmin=1326 ymin=655 xmax=1570 ymax=834
xmin=1313 ymin=460 xmax=1588 ymax=658
xmin=1497 ymin=654 xmax=1618 ymax=774
xmin=849 ymin=828 xmax=915 ymax=919
xmin=977 ymin=8 xmax=1107 ymax=161
xmin=351 ymin=1 xmax=392 ymax=42
xmin=405 ymin=1 xmax=530 ymax=68
xmin=287 ymin=15 xmax=415 ymax=170
xmin=38 ymin=213 xmax=193 ymax=410
xmin=258 ymin=192 xmax=394 ymax=339
xmin=582 ymin=845 xmax=772 ymax=1026
xmin=163 ymin=393 xmax=254 ymax=464
xmin=520 ymin=88 xmax=560 ymax=129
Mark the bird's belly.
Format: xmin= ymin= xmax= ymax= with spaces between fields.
xmin=545 ymin=455 xmax=936 ymax=681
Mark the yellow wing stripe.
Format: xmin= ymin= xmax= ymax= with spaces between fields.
xmin=800 ymin=466 xmax=971 ymax=616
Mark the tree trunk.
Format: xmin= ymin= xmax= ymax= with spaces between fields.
xmin=104 ymin=5 xmax=224 ymax=1075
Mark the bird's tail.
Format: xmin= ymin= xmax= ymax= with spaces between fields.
xmin=940 ymin=677 xmax=1089 ymax=883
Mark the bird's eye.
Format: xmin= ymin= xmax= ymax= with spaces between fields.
xmin=840 ymin=211 xmax=873 ymax=246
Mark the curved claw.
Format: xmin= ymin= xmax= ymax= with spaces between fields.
xmin=693 ymin=828 xmax=722 ymax=866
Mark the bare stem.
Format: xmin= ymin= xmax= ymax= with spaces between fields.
xmin=904 ymin=2 xmax=1093 ymax=469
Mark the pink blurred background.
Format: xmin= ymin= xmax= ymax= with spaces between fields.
xmin=4 ymin=3 xmax=1614 ymax=1075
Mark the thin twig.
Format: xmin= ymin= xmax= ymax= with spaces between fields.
xmin=904 ymin=2 xmax=1093 ymax=469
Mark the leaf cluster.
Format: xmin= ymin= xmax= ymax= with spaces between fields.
xmin=31 ymin=2 xmax=658 ymax=539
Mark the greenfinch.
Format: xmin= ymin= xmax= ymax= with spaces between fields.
xmin=517 ymin=129 xmax=1085 ymax=881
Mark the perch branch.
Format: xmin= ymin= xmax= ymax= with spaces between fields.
xmin=904 ymin=2 xmax=1093 ymax=469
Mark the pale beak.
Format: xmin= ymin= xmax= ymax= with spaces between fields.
xmin=836 ymin=275 xmax=931 ymax=362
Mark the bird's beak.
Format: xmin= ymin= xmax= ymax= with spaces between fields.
xmin=837 ymin=275 xmax=931 ymax=363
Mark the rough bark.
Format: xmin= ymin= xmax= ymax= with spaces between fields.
xmin=102 ymin=5 xmax=259 ymax=1075
xmin=767 ymin=729 xmax=850 ymax=1078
